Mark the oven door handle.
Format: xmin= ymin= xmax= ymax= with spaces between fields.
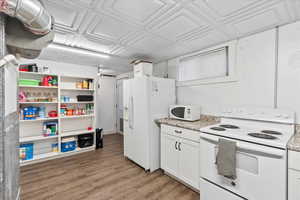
xmin=200 ymin=134 xmax=285 ymax=158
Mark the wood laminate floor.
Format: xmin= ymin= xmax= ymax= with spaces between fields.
xmin=21 ymin=134 xmax=199 ymax=200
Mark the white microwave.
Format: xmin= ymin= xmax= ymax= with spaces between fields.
xmin=169 ymin=105 xmax=201 ymax=121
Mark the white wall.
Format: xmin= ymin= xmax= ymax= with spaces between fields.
xmin=277 ymin=21 xmax=300 ymax=123
xmin=153 ymin=21 xmax=300 ymax=123
xmin=20 ymin=58 xmax=98 ymax=78
xmin=158 ymin=29 xmax=277 ymax=115
xmin=153 ymin=61 xmax=168 ymax=78
xmin=96 ymin=76 xmax=117 ymax=134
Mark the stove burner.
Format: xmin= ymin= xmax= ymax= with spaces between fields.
xmin=210 ymin=127 xmax=226 ymax=131
xmin=219 ymin=124 xmax=240 ymax=129
xmin=261 ymin=130 xmax=282 ymax=135
xmin=248 ymin=133 xmax=277 ymax=140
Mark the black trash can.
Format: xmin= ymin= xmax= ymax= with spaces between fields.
xmin=96 ymin=128 xmax=103 ymax=149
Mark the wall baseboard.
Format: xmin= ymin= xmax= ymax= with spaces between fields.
xmin=102 ymin=130 xmax=116 ymax=135
xmin=117 ymin=131 xmax=123 ymax=135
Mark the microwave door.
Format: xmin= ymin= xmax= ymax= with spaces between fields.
xmin=171 ymin=107 xmax=185 ymax=118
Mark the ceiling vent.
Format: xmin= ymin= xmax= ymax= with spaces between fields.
xmin=0 ymin=0 xmax=54 ymax=58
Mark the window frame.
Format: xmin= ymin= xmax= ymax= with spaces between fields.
xmin=176 ymin=40 xmax=238 ymax=87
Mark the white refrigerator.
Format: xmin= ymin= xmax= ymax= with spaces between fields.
xmin=123 ymin=76 xmax=175 ymax=172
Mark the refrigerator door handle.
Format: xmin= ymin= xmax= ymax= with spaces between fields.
xmin=128 ymin=100 xmax=132 ymax=129
xmin=130 ymin=96 xmax=134 ymax=129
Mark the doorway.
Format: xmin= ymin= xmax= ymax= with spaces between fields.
xmin=116 ymin=79 xmax=124 ymax=134
xmin=96 ymin=75 xmax=117 ymax=134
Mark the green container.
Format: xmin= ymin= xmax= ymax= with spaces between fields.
xmin=19 ymin=79 xmax=40 ymax=86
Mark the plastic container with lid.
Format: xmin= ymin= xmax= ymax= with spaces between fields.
xmin=61 ymin=137 xmax=76 ymax=152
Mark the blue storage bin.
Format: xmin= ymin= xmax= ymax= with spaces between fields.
xmin=20 ymin=143 xmax=34 ymax=160
xmin=61 ymin=140 xmax=76 ymax=152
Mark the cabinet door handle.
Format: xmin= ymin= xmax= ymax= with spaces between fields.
xmin=174 ymin=130 xmax=182 ymax=134
xmin=175 ymin=141 xmax=178 ymax=150
xmin=178 ymin=142 xmax=181 ymax=151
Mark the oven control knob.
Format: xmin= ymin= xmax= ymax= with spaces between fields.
xmin=231 ymin=181 xmax=236 ymax=186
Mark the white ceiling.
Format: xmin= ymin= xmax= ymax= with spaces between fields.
xmin=39 ymin=0 xmax=300 ymax=73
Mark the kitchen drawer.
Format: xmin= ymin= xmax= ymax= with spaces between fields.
xmin=161 ymin=124 xmax=199 ymax=142
xmin=200 ymin=179 xmax=244 ymax=200
xmin=289 ymin=151 xmax=300 ymax=170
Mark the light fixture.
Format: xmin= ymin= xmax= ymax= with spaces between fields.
xmin=48 ymin=43 xmax=110 ymax=59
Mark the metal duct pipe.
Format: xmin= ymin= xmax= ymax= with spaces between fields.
xmin=0 ymin=0 xmax=52 ymax=35
xmin=0 ymin=54 xmax=17 ymax=67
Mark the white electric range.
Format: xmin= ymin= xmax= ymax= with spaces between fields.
xmin=199 ymin=107 xmax=295 ymax=200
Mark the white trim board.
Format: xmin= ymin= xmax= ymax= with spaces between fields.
xmin=102 ymin=130 xmax=117 ymax=135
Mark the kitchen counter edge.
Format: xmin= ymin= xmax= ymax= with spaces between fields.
xmin=155 ymin=115 xmax=220 ymax=132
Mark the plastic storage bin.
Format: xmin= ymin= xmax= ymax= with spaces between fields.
xmin=20 ymin=143 xmax=34 ymax=160
xmin=77 ymin=95 xmax=94 ymax=102
xmin=78 ymin=133 xmax=94 ymax=148
xmin=23 ymin=106 xmax=39 ymax=120
xmin=61 ymin=137 xmax=76 ymax=152
xmin=133 ymin=62 xmax=153 ymax=77
xmin=19 ymin=79 xmax=40 ymax=86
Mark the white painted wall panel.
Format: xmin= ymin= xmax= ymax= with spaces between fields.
xmin=153 ymin=61 xmax=168 ymax=78
xmin=20 ymin=58 xmax=98 ymax=78
xmin=277 ymin=21 xmax=300 ymax=123
xmin=175 ymin=29 xmax=276 ymax=115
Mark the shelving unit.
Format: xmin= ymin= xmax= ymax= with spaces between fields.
xmin=18 ymin=71 xmax=96 ymax=166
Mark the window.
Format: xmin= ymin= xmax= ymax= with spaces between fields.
xmin=179 ymin=47 xmax=228 ymax=81
xmin=177 ymin=41 xmax=237 ymax=86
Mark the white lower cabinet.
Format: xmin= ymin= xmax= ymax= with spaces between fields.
xmin=289 ymin=151 xmax=300 ymax=200
xmin=289 ymin=169 xmax=300 ymax=200
xmin=164 ymin=134 xmax=179 ymax=176
xmin=161 ymin=125 xmax=200 ymax=190
xmin=178 ymin=138 xmax=199 ymax=188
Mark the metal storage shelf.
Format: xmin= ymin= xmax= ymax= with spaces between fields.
xmin=19 ymin=73 xmax=96 ymax=166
